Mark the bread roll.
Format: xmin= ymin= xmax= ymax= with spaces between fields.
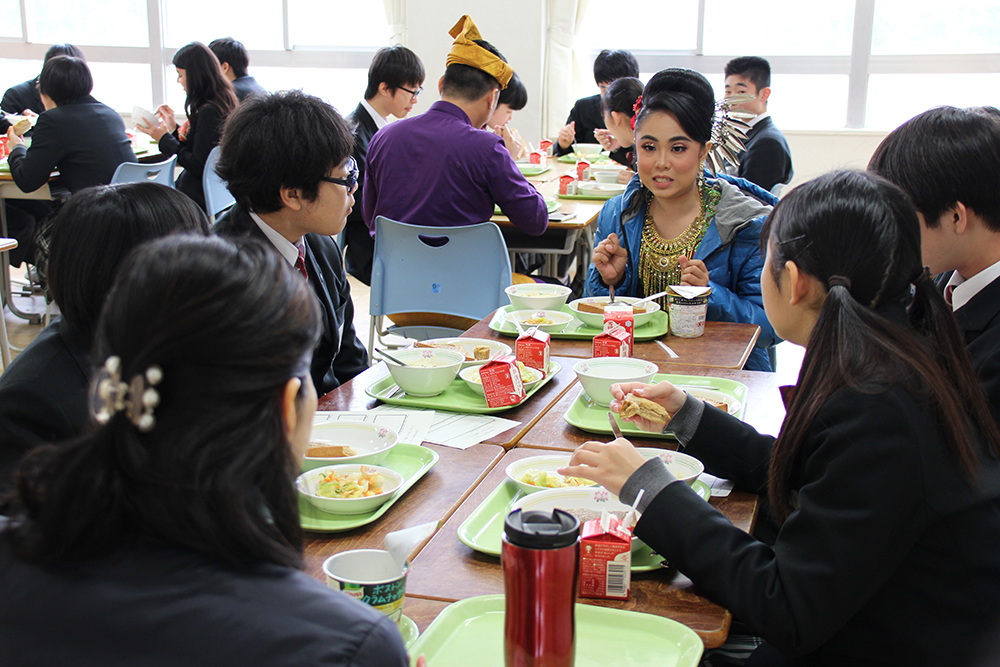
xmin=619 ymin=393 xmax=671 ymax=425
xmin=415 ymin=340 xmax=472 ymax=361
xmin=306 ymin=442 xmax=358 ymax=458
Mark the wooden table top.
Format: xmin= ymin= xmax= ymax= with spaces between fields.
xmin=317 ymin=356 xmax=583 ymax=449
xmin=520 ymin=362 xmax=787 ymax=451
xmin=406 ymin=445 xmax=760 ymax=648
xmin=302 ymin=442 xmax=504 ymax=581
xmin=463 ymin=317 xmax=760 ymax=369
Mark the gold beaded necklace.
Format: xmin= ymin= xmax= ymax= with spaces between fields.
xmin=637 ymin=183 xmax=720 ymax=308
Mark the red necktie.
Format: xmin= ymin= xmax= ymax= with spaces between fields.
xmin=295 ymin=243 xmax=308 ymax=280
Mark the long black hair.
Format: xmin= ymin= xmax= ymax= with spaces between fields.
xmin=763 ymin=170 xmax=1000 ymax=520
xmin=172 ymin=42 xmax=237 ymax=119
xmin=4 ymin=235 xmax=322 ymax=568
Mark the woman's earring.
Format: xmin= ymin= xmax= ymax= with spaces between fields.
xmin=697 ymin=161 xmax=706 ymax=196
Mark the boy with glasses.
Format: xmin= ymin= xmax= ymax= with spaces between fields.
xmin=345 ymin=45 xmax=425 ymax=285
xmin=213 ymin=90 xmax=369 ymax=395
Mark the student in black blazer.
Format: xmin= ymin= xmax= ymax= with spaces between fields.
xmin=0 ymin=183 xmax=209 ymax=492
xmin=0 ymin=44 xmax=84 ymax=134
xmin=6 ymin=55 xmax=135 ymax=194
xmin=137 ymin=42 xmax=236 ymax=211
xmin=208 ymin=37 xmax=267 ymax=102
xmin=344 ymin=46 xmax=424 ymax=285
xmin=869 ymin=105 xmax=1000 ymax=429
xmin=213 ymin=90 xmax=369 ymax=396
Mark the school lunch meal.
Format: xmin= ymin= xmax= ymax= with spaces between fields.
xmin=415 ymin=340 xmax=491 ymax=361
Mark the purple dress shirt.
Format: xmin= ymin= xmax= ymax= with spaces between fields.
xmin=362 ymin=100 xmax=548 ymax=236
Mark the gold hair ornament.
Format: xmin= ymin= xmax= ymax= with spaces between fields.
xmin=705 ymin=93 xmax=755 ymax=175
xmin=92 ymin=356 xmax=162 ymax=432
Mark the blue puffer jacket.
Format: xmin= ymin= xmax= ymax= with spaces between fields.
xmin=585 ymin=173 xmax=779 ymax=371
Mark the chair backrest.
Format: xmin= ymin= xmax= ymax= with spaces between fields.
xmin=370 ymin=216 xmax=512 ymax=320
xmin=110 ymin=155 xmax=177 ymax=188
xmin=202 ymin=146 xmax=235 ymax=221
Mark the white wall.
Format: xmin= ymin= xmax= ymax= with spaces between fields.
xmin=404 ymin=0 xmax=546 ymax=143
xmin=783 ymin=130 xmax=889 ymax=193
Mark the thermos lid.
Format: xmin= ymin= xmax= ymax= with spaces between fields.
xmin=504 ymin=509 xmax=580 ymax=549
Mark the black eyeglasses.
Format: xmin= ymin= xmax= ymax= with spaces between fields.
xmin=320 ymin=157 xmax=359 ymax=190
xmin=399 ymin=85 xmax=423 ymax=99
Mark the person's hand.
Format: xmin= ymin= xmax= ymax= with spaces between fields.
xmin=6 ymin=127 xmax=23 ymax=149
xmin=592 ymin=232 xmax=628 ymax=286
xmin=558 ymin=121 xmax=575 ymax=149
xmin=609 ymin=381 xmax=687 ymax=432
xmin=155 ymin=104 xmax=177 ymax=133
xmin=135 ymin=116 xmax=170 ymax=142
xmin=557 ymin=438 xmax=647 ymax=496
xmin=679 ymin=255 xmax=709 ymax=287
xmin=594 ymin=128 xmax=620 ymax=153
xmin=494 ymin=124 xmax=524 ymax=161
xmin=617 ymin=168 xmax=635 ymax=185
xmin=21 ymin=109 xmax=37 ymax=119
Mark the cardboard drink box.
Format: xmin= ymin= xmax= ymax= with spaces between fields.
xmin=515 ymin=328 xmax=550 ymax=377
xmin=558 ymin=174 xmax=575 ymax=195
xmin=540 ymin=139 xmax=553 ymax=156
xmin=603 ymin=302 xmax=634 ymax=355
xmin=478 ymin=355 xmax=525 ymax=408
xmin=529 ymin=150 xmax=548 ymax=167
xmin=576 ymin=160 xmax=592 ymax=181
xmin=579 ymin=510 xmax=632 ymax=600
xmin=593 ymin=322 xmax=631 ymax=358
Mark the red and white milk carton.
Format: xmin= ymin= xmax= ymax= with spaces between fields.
xmin=558 ymin=174 xmax=579 ymax=196
xmin=540 ymin=139 xmax=554 ymax=156
xmin=529 ymin=150 xmax=548 ymax=167
xmin=603 ymin=302 xmax=634 ymax=355
xmin=516 ymin=328 xmax=550 ymax=377
xmin=593 ymin=322 xmax=631 ymax=358
xmin=579 ymin=510 xmax=632 ymax=600
xmin=576 ymin=159 xmax=592 ymax=182
xmin=478 ymin=355 xmax=525 ymax=408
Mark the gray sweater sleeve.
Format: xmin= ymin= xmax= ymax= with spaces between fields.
xmin=663 ymin=391 xmax=705 ymax=447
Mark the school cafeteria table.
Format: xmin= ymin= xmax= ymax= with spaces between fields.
xmin=317 ymin=356 xmax=582 ymax=450
xmin=492 ymin=161 xmax=606 ymax=276
xmin=463 ymin=314 xmax=761 ymax=368
xmin=404 ymin=445 xmax=761 ymax=648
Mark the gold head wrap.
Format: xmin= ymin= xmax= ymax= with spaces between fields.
xmin=445 ymin=15 xmax=513 ymax=89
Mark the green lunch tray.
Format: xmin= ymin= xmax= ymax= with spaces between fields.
xmin=408 ymin=595 xmax=704 ymax=667
xmin=556 ymin=190 xmax=620 ymax=201
xmin=564 ymin=374 xmax=749 ymax=440
xmin=456 ymin=477 xmax=709 ymax=570
xmin=516 ymin=164 xmax=551 ymax=176
xmin=495 ymin=197 xmax=560 ymax=216
xmin=557 ymin=153 xmax=616 ymax=164
xmin=366 ymin=362 xmax=562 ymax=415
xmin=299 ymin=443 xmax=439 ymax=532
xmin=488 ymin=304 xmax=668 ymax=340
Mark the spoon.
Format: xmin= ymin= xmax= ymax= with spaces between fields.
xmin=506 ymin=312 xmax=527 ymax=336
xmin=609 ymin=284 xmax=615 ymax=304
xmin=377 ymin=348 xmax=410 ymax=367
xmin=622 ymin=489 xmax=645 ymax=531
xmin=631 ymin=290 xmax=670 ymax=307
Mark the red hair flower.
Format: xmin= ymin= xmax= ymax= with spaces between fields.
xmin=630 ymin=95 xmax=643 ymax=130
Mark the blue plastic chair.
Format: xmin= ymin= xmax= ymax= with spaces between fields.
xmin=202 ymin=146 xmax=235 ymax=222
xmin=110 ymin=154 xmax=177 ymax=188
xmin=368 ymin=216 xmax=513 ymax=356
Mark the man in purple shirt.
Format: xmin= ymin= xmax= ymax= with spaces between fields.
xmin=362 ymin=23 xmax=547 ymax=238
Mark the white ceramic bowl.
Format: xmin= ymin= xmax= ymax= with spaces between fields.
xmin=568 ymin=296 xmax=661 ymax=329
xmin=505 ymin=455 xmax=597 ymax=495
xmin=303 ymin=422 xmax=399 ymax=471
xmin=578 ymin=182 xmax=626 ymax=196
xmin=572 ymin=143 xmax=603 ymax=156
xmin=460 ymin=363 xmax=544 ymax=397
xmin=296 ymin=464 xmax=404 ymax=515
xmin=593 ymin=171 xmax=619 ymax=184
xmin=635 ymin=448 xmax=705 ymax=486
xmin=412 ymin=338 xmax=511 ymax=369
xmin=507 ymin=309 xmax=574 ymax=333
xmin=573 ymin=357 xmax=658 ymax=407
xmin=384 ymin=348 xmax=465 ymax=397
xmin=512 ymin=487 xmax=641 ymax=549
xmin=505 ymin=284 xmax=572 ymax=311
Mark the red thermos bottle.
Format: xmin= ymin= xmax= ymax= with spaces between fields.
xmin=502 ymin=508 xmax=580 ymax=667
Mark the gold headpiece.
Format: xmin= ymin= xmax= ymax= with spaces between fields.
xmin=705 ymin=94 xmax=755 ymax=175
xmin=445 ymin=15 xmax=513 ymax=89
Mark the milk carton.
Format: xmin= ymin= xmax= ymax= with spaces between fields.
xmin=529 ymin=150 xmax=547 ymax=167
xmin=603 ymin=302 xmax=634 ymax=355
xmin=593 ymin=322 xmax=631 ymax=358
xmin=516 ymin=328 xmax=550 ymax=377
xmin=579 ymin=510 xmax=632 ymax=600
xmin=576 ymin=160 xmax=591 ymax=182
xmin=478 ymin=355 xmax=525 ymax=408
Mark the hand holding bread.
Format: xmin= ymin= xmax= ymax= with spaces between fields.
xmin=610 ymin=381 xmax=687 ymax=433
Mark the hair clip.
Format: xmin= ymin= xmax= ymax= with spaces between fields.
xmin=92 ymin=356 xmax=163 ymax=432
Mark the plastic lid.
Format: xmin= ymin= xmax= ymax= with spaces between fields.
xmin=504 ymin=509 xmax=580 ymax=549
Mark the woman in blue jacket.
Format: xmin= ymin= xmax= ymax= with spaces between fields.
xmin=585 ymin=68 xmax=778 ymax=370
